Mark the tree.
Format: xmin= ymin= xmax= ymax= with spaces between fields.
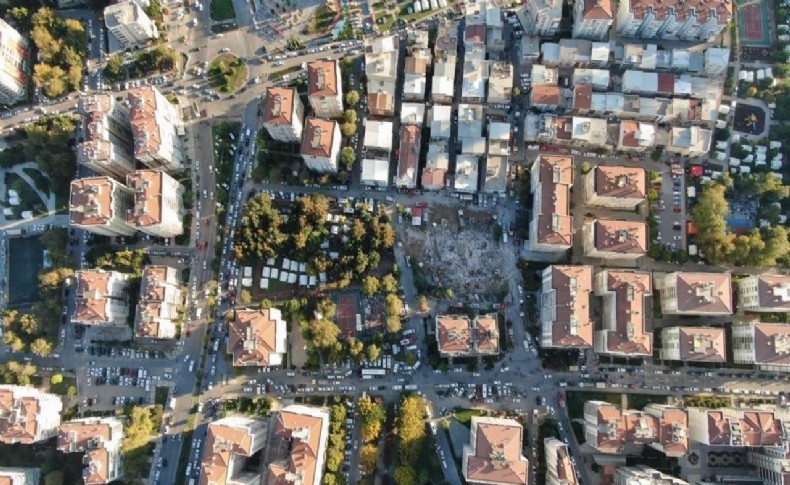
xmin=31 ymin=338 xmax=52 ymax=356
xmin=343 ymin=109 xmax=357 ymax=124
xmin=418 ymin=295 xmax=429 ymax=312
xmin=394 ymin=466 xmax=418 ymax=485
xmin=67 ymin=386 xmax=77 ymax=397
xmin=340 ymin=146 xmax=356 ymax=170
xmin=385 ymin=294 xmax=404 ymax=317
xmin=43 ymin=471 xmax=64 ymax=485
xmin=345 ymin=90 xmax=360 ymax=106
xmin=8 ymin=7 xmax=32 ymax=30
xmin=19 ymin=314 xmax=39 ymax=336
xmin=397 ymin=395 xmax=426 ymax=465
xmin=366 ymin=344 xmax=381 ymax=363
xmin=359 ymin=444 xmax=378 ymax=474
xmin=3 ymin=331 xmax=25 ymax=352
xmin=104 ymin=54 xmax=125 ymax=81
xmin=326 ymin=448 xmax=343 ymax=472
xmin=234 ymin=194 xmax=286 ymax=263
xmin=347 ymin=338 xmax=364 ymax=361
xmin=33 ymin=64 xmax=67 ymax=98
xmin=386 ymin=315 xmax=402 ymax=333
xmin=381 ymin=274 xmax=398 ymax=294
xmin=341 ymin=122 xmax=357 ymax=137
xmin=51 ymin=373 xmax=64 ymax=385
xmin=512 ymin=86 xmax=521 ymax=98
xmin=581 ymin=161 xmax=592 ymax=174
xmin=746 ymin=86 xmax=759 ymax=97
xmin=122 ymin=406 xmax=156 ymax=453
xmin=316 ymin=298 xmax=336 ymax=319
xmin=361 ymin=275 xmax=380 ymax=297
xmin=493 ymin=223 xmax=503 ymax=242
xmin=310 ymin=319 xmax=341 ymax=349
xmin=238 ymin=289 xmax=252 ymax=305
xmin=322 ymin=474 xmax=338 ymax=485
xmin=286 ymin=35 xmax=305 ymax=50
xmin=22 ymin=115 xmax=78 ymax=196
xmin=358 ymin=395 xmax=385 ymax=442
xmin=691 ymin=181 xmax=731 ymax=263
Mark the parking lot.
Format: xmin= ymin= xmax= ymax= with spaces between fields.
xmin=652 ymin=165 xmax=687 ymax=251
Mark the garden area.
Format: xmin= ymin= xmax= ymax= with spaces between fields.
xmin=210 ymin=0 xmax=236 ymax=21
xmin=208 ymin=54 xmax=248 ymax=93
xmin=305 ymin=5 xmax=338 ymax=35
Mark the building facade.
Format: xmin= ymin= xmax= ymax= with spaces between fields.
xmin=135 ymin=266 xmax=182 ymax=340
xmin=659 ymin=326 xmax=726 ymax=363
xmin=594 ymin=270 xmax=652 ymax=358
xmin=73 ymin=270 xmax=131 ymax=327
xmin=262 ymin=87 xmax=305 ymax=143
xmin=462 ymin=417 xmax=528 ymax=485
xmin=104 ymin=1 xmax=158 ymax=49
xmin=76 ymin=94 xmax=136 ymax=179
xmin=582 ymin=219 xmax=648 ymax=261
xmin=732 ymin=322 xmax=790 ymax=371
xmin=128 ymin=86 xmax=184 ymax=171
xmin=269 ymin=405 xmax=330 ymax=485
xmin=0 ymin=19 xmax=29 ymax=104
xmin=307 ymin=60 xmax=344 ymax=119
xmin=540 ymin=266 xmax=594 ymax=349
xmin=529 ymin=156 xmax=573 ymax=254
xmin=199 ymin=416 xmax=268 ymax=485
xmin=738 ymin=275 xmax=790 ymax=313
xmin=126 ymin=170 xmax=184 ymax=238
xmin=300 ymin=118 xmax=341 ymax=173
xmin=0 ymin=385 xmax=62 ymax=445
xmin=573 ymin=0 xmax=613 ymax=40
xmin=70 ymin=177 xmax=136 ymax=237
xmin=656 ymin=272 xmax=732 ymax=316
xmin=57 ymin=418 xmax=124 ymax=485
xmin=228 ymin=307 xmax=287 ymax=367
xmin=616 ymin=0 xmax=731 ymax=42
xmin=583 ymin=165 xmax=646 ymax=210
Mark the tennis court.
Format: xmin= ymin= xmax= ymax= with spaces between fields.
xmin=7 ymin=236 xmax=44 ymax=308
xmin=334 ymin=291 xmax=360 ymax=339
xmin=737 ymin=0 xmax=771 ymax=46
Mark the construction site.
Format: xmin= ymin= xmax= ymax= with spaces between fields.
xmin=400 ymin=204 xmax=516 ymax=304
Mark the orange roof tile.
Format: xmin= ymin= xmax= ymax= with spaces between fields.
xmin=264 ymin=87 xmax=296 ymax=125
xmin=308 ymin=61 xmax=339 ymax=98
xmin=301 ymin=118 xmax=338 ymax=158
xmin=466 ymin=418 xmax=528 ymax=485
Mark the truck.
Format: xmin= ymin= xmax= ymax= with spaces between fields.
xmin=168 ymin=397 xmax=176 ymax=410
xmin=404 ymin=384 xmax=418 ymax=391
xmin=361 ymin=368 xmax=387 ymax=377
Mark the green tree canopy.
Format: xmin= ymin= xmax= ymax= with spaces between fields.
xmin=234 ymin=194 xmax=286 ymax=262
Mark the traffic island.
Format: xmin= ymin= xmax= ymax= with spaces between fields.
xmin=207 ymin=54 xmax=248 ymax=94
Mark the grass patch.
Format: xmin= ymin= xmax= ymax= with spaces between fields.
xmin=683 ymin=395 xmax=731 ymax=408
xmin=268 ymin=65 xmax=301 ymax=81
xmin=4 ymin=172 xmax=47 ymax=217
xmin=210 ymin=0 xmax=236 ymax=21
xmin=22 ymin=167 xmax=50 ymax=195
xmin=307 ymin=4 xmax=338 ymax=34
xmin=452 ymin=407 xmax=486 ymax=427
xmin=155 ymin=386 xmax=170 ymax=407
xmin=49 ymin=375 xmax=77 ymax=395
xmin=628 ymin=393 xmax=670 ymax=410
xmin=566 ymin=391 xmax=620 ymax=419
xmin=208 ymin=54 xmax=248 ymax=93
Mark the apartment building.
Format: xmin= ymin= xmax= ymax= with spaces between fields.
xmin=58 ymin=418 xmax=124 ymax=485
xmin=73 ymin=270 xmax=131 ymax=327
xmin=642 ymin=404 xmax=689 ymax=457
xmin=484 ymin=156 xmax=508 ymax=194
xmin=688 ymin=407 xmax=788 ymax=447
xmin=530 ymin=85 xmax=563 ymax=111
xmin=594 ymin=270 xmax=652 ymax=358
xmin=430 ymin=105 xmax=452 ymax=140
xmin=396 ymin=125 xmax=420 ymax=189
xmin=738 ymin=275 xmax=790 ymax=313
xmin=135 ymin=266 xmax=182 ymax=340
xmin=0 ymin=19 xmax=29 ymax=104
xmin=200 ymin=416 xmax=268 ymax=485
xmin=659 ymin=326 xmax=726 ymax=363
xmin=262 ymin=87 xmax=304 ymax=143
xmin=104 ymin=1 xmax=158 ymax=49
xmin=70 ymin=177 xmax=136 ymax=237
xmin=77 ymin=94 xmax=136 ymax=179
xmin=656 ymin=272 xmax=733 ymax=316
xmin=300 ymin=118 xmax=341 ymax=173
xmin=529 ymin=156 xmax=573 ymax=254
xmin=454 ymin=155 xmax=480 ymax=193
xmin=228 ymin=307 xmax=287 ymax=367
xmin=0 ymin=385 xmax=62 ymax=445
xmin=365 ymin=35 xmax=399 ymax=117
xmin=432 ymin=59 xmax=457 ymax=104
xmin=435 ymin=314 xmax=499 ymax=359
xmin=545 ymin=438 xmax=577 ymax=485
xmin=307 ymin=60 xmax=343 ymax=119
xmin=583 ymin=165 xmax=646 ymax=210
xmin=462 ymin=59 xmax=488 ymax=103
xmin=573 ymin=0 xmax=613 ymax=40
xmin=732 ymin=322 xmax=790 ymax=372
xmin=616 ymin=0 xmax=731 ymax=42
xmin=361 ymin=120 xmax=393 ymax=187
xmin=748 ymin=446 xmax=790 ymax=485
xmin=487 ymin=61 xmax=513 ymax=104
xmin=401 ymin=103 xmax=426 ymax=125
xmin=462 ymin=417 xmax=528 ymax=485
xmin=583 ymin=401 xmax=689 ymax=455
xmin=541 ymin=39 xmax=612 ymax=68
xmin=268 ymin=405 xmax=330 ymax=485
xmin=618 ymin=121 xmax=658 ymax=152
xmin=487 ymin=6 xmax=506 ymax=53
xmin=126 ymin=170 xmax=184 ymax=238
xmin=540 ymin=266 xmax=594 ymax=349
xmin=0 ymin=468 xmax=40 ymax=485
xmin=614 ymin=466 xmax=689 ymax=485
xmin=583 ymin=219 xmax=648 ymax=260
xmin=404 ymin=48 xmax=430 ymax=102
xmin=422 ymin=143 xmax=449 ymax=190
xmin=666 ymin=126 xmax=712 ymax=157
xmin=519 ymin=0 xmax=562 ymax=36
xmin=128 ymin=86 xmax=184 ymax=171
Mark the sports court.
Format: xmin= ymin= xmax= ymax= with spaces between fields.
xmin=334 ymin=291 xmax=361 ymax=339
xmin=736 ymin=0 xmax=771 ymax=46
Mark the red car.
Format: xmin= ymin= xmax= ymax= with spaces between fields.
xmin=673 ymin=207 xmax=682 ymax=213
